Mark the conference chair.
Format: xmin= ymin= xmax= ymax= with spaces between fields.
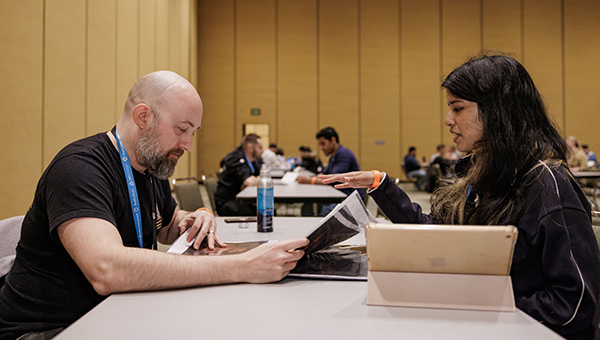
xmin=400 ymin=162 xmax=418 ymax=184
xmin=172 ymin=177 xmax=205 ymax=212
xmin=203 ymin=177 xmax=218 ymax=216
xmin=0 ymin=215 xmax=24 ymax=289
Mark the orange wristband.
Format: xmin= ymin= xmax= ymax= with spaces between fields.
xmin=196 ymin=207 xmax=214 ymax=218
xmin=311 ymin=176 xmax=317 ymax=185
xmin=369 ymin=170 xmax=381 ymax=190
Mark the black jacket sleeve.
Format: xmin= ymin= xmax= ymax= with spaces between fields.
xmin=368 ymin=175 xmax=436 ymax=224
xmin=512 ymin=165 xmax=600 ymax=339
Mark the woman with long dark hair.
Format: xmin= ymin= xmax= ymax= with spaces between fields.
xmin=322 ymin=53 xmax=600 ymax=340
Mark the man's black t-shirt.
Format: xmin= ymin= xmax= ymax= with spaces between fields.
xmin=0 ymin=131 xmax=177 ymax=339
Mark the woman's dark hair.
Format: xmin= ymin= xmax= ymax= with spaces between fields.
xmin=433 ymin=52 xmax=567 ymax=225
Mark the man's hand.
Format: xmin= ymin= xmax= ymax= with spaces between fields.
xmin=177 ymin=209 xmax=226 ymax=250
xmin=320 ymin=171 xmax=375 ymax=189
xmin=238 ymin=238 xmax=309 ymax=283
xmin=295 ymin=174 xmax=313 ymax=184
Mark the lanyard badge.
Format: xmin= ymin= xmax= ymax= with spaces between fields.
xmin=115 ymin=130 xmax=144 ymax=248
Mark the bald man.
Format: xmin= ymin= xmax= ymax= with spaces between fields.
xmin=0 ymin=71 xmax=308 ymax=339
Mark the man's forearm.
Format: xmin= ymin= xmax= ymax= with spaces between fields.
xmin=96 ymin=247 xmax=244 ymax=295
xmin=59 ymin=217 xmax=243 ymax=296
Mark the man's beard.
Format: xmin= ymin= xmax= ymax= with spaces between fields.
xmin=136 ymin=124 xmax=185 ymax=180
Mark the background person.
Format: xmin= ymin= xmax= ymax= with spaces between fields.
xmin=296 ymin=127 xmax=364 ymax=200
xmin=429 ymin=144 xmax=446 ymax=164
xmin=321 ymin=54 xmax=600 ymax=340
xmin=403 ymin=146 xmax=427 ymax=190
xmin=582 ymin=144 xmax=598 ymax=169
xmin=261 ymin=143 xmax=281 ymax=169
xmin=566 ymin=136 xmax=589 ymax=172
xmin=214 ymin=134 xmax=263 ymax=216
xmin=0 ymin=72 xmax=308 ymax=339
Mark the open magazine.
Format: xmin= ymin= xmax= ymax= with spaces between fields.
xmin=167 ymin=191 xmax=378 ymax=280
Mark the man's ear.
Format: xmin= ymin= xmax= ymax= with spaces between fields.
xmin=132 ymin=104 xmax=152 ymax=130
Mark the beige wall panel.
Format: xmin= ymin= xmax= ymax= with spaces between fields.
xmin=196 ymin=0 xmax=235 ymax=178
xmin=116 ymin=0 xmax=139 ymax=119
xmin=236 ymin=0 xmax=277 ymax=146
xmin=189 ymin=0 xmax=199 ymax=178
xmin=156 ymin=0 xmax=170 ymax=70
xmin=564 ymin=0 xmax=600 ymax=152
xmin=319 ymin=0 xmax=360 ymax=162
xmin=44 ymin=0 xmax=87 ymax=167
xmin=0 ymin=0 xmax=43 ymax=218
xmin=360 ymin=0 xmax=400 ymax=176
xmin=523 ymin=0 xmax=563 ymax=132
xmin=87 ymin=0 xmax=117 ymax=135
xmin=179 ymin=0 xmax=191 ymax=79
xmin=401 ymin=0 xmax=440 ymax=161
xmin=441 ymin=0 xmax=481 ymax=149
xmin=277 ymin=0 xmax=318 ymax=159
xmin=169 ymin=0 xmax=182 ymax=76
xmin=482 ymin=0 xmax=522 ymax=58
xmin=139 ymin=0 xmax=157 ymax=76
xmin=171 ymin=0 xmax=191 ymax=180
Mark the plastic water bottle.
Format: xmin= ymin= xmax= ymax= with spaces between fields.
xmin=257 ymin=167 xmax=274 ymax=232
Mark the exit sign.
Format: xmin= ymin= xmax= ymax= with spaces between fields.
xmin=251 ymin=108 xmax=261 ymax=116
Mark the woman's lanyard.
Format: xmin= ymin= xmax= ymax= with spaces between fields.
xmin=115 ymin=130 xmax=144 ymax=248
xmin=466 ymin=184 xmax=473 ymax=203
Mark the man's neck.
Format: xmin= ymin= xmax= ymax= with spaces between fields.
xmin=331 ymin=144 xmax=340 ymax=157
xmin=109 ymin=123 xmax=147 ymax=173
xmin=243 ymin=149 xmax=255 ymax=163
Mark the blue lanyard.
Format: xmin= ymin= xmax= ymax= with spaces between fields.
xmin=115 ymin=130 xmax=144 ymax=248
xmin=244 ymin=153 xmax=255 ymax=174
xmin=466 ymin=184 xmax=473 ymax=203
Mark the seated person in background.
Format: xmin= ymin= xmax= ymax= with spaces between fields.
xmin=215 ymin=134 xmax=263 ymax=216
xmin=429 ymin=143 xmax=446 ymax=164
xmin=0 ymin=71 xmax=308 ymax=339
xmin=261 ymin=143 xmax=281 ymax=169
xmin=582 ymin=144 xmax=598 ymax=168
xmin=275 ymin=147 xmax=286 ymax=165
xmin=296 ymin=127 xmax=364 ymax=200
xmin=566 ymin=136 xmax=589 ymax=172
xmin=321 ymin=54 xmax=600 ymax=340
xmin=404 ymin=146 xmax=427 ymax=190
xmin=298 ymin=146 xmax=321 ymax=174
xmin=444 ymin=145 xmax=460 ymax=161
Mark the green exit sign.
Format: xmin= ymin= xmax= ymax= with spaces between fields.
xmin=251 ymin=108 xmax=261 ymax=116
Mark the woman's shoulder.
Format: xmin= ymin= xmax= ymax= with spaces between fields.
xmin=524 ymin=160 xmax=585 ymax=208
xmin=525 ymin=160 xmax=571 ymax=186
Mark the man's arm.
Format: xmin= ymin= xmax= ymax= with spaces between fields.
xmin=242 ymin=175 xmax=258 ymax=189
xmin=57 ymin=217 xmax=308 ymax=296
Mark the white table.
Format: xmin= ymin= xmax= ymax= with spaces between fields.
xmin=54 ymin=217 xmax=562 ymax=340
xmin=236 ymin=182 xmax=347 ymax=204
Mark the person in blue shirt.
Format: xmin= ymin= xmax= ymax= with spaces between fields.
xmin=297 ymin=127 xmax=363 ymax=215
xmin=582 ymin=144 xmax=598 ymax=167
xmin=404 ymin=146 xmax=427 ymax=190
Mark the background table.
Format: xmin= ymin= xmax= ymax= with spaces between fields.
xmin=236 ymin=182 xmax=347 ymax=204
xmin=573 ymin=171 xmax=600 ymax=210
xmin=54 ymin=217 xmax=562 ymax=340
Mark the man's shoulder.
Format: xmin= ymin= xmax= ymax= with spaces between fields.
xmin=337 ymin=145 xmax=357 ymax=159
xmin=50 ymin=133 xmax=113 ymax=166
xmin=221 ymin=147 xmax=248 ymax=170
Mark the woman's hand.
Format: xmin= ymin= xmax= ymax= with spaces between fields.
xmin=319 ymin=171 xmax=376 ymax=189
